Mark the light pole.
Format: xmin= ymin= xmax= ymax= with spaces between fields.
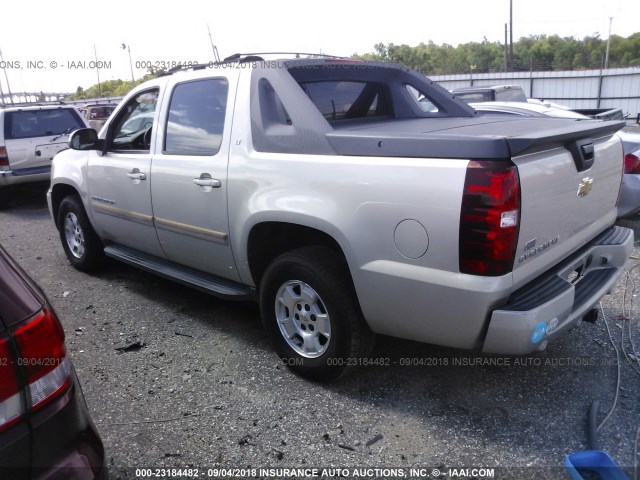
xmin=605 ymin=17 xmax=613 ymax=69
xmin=93 ymin=44 xmax=102 ymax=97
xmin=122 ymin=44 xmax=135 ymax=86
xmin=0 ymin=48 xmax=14 ymax=104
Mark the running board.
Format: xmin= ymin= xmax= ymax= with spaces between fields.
xmin=104 ymin=244 xmax=255 ymax=301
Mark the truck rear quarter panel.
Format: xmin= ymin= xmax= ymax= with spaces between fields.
xmin=228 ymin=73 xmax=511 ymax=347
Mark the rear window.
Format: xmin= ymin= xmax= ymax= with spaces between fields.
xmin=454 ymin=92 xmax=492 ymax=103
xmin=4 ymin=108 xmax=85 ymax=140
xmin=299 ymin=81 xmax=390 ymax=121
xmin=87 ymin=106 xmax=116 ymax=119
xmin=495 ymin=88 xmax=527 ymax=102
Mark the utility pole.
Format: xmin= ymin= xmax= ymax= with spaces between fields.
xmin=504 ymin=23 xmax=508 ymax=71
xmin=509 ymin=0 xmax=513 ymax=69
xmin=605 ymin=17 xmax=613 ymax=69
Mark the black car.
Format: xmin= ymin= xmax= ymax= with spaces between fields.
xmin=0 ymin=244 xmax=107 ymax=479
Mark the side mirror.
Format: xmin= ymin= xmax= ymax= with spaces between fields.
xmin=69 ymin=128 xmax=100 ymax=150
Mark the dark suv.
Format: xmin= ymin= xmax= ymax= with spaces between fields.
xmin=0 ymin=244 xmax=107 ymax=479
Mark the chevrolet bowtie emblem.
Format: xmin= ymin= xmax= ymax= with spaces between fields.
xmin=577 ymin=177 xmax=594 ymax=197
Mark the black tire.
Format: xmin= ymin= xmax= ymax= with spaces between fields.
xmin=57 ymin=195 xmax=104 ymax=271
xmin=259 ymin=246 xmax=375 ymax=382
xmin=0 ymin=186 xmax=11 ymax=210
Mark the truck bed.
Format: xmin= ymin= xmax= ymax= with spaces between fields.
xmin=326 ymin=116 xmax=625 ymax=159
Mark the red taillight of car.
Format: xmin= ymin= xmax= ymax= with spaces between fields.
xmin=624 ymin=152 xmax=640 ymax=174
xmin=459 ymin=160 xmax=521 ymax=276
xmin=0 ymin=337 xmax=22 ymax=432
xmin=13 ymin=308 xmax=71 ymax=410
xmin=0 ymin=147 xmax=8 ymax=167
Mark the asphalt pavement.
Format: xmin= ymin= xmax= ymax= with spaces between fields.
xmin=2 ymin=183 xmax=640 ymax=480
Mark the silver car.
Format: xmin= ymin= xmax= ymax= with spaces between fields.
xmin=617 ymin=126 xmax=640 ymax=217
xmin=0 ymin=103 xmax=87 ymax=208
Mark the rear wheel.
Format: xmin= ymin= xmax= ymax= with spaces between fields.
xmin=259 ymin=246 xmax=375 ymax=381
xmin=57 ymin=195 xmax=104 ymax=271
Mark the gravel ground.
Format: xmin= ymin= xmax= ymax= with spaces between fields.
xmin=2 ymin=183 xmax=640 ymax=480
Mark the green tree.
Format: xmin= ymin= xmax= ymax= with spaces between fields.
xmin=354 ymin=32 xmax=640 ymax=74
xmin=66 ymin=67 xmax=160 ymax=100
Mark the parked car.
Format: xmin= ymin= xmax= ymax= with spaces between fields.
xmin=48 ymin=55 xmax=632 ymax=381
xmin=452 ymin=84 xmax=528 ymax=103
xmin=617 ymin=126 xmax=640 ymax=217
xmin=0 ymin=244 xmax=107 ymax=479
xmin=0 ymin=103 xmax=88 ymax=208
xmin=470 ymin=100 xmax=589 ymax=119
xmin=471 ymin=101 xmax=640 ymax=217
xmin=453 ymin=84 xmax=624 ymax=120
xmin=83 ymin=104 xmax=117 ymax=131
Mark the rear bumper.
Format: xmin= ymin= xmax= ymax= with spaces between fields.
xmin=0 ymin=166 xmax=51 ymax=187
xmin=482 ymin=226 xmax=633 ymax=354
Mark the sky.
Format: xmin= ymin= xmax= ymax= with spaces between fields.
xmin=0 ymin=0 xmax=638 ymax=94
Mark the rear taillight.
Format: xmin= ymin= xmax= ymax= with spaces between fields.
xmin=13 ymin=309 xmax=71 ymax=410
xmin=0 ymin=308 xmax=71 ymax=432
xmin=0 ymin=147 xmax=8 ymax=167
xmin=624 ymin=152 xmax=640 ymax=174
xmin=0 ymin=337 xmax=22 ymax=432
xmin=459 ymin=160 xmax=520 ymax=276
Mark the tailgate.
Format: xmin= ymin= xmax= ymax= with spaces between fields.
xmin=509 ymin=122 xmax=624 ymax=287
xmin=5 ymin=138 xmax=68 ymax=170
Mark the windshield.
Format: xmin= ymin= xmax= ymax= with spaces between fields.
xmin=120 ymin=113 xmax=154 ymax=135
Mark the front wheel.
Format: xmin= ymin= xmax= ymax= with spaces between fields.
xmin=57 ymin=195 xmax=104 ymax=271
xmin=259 ymin=246 xmax=375 ymax=381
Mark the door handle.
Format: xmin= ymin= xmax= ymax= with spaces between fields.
xmin=193 ymin=176 xmax=221 ymax=188
xmin=127 ymin=168 xmax=146 ymax=180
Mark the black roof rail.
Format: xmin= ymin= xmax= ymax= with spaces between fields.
xmin=222 ymin=52 xmax=346 ymax=63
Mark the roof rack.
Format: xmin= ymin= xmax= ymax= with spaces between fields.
xmin=155 ymin=52 xmax=346 ymax=78
xmin=156 ymin=63 xmax=211 ymax=78
xmin=0 ymin=101 xmax=67 ymax=108
xmin=221 ymin=52 xmax=346 ymax=63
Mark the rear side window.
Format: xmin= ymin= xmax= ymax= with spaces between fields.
xmin=299 ymin=81 xmax=390 ymax=121
xmin=164 ymin=78 xmax=228 ymax=156
xmin=4 ymin=108 xmax=85 ymax=140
